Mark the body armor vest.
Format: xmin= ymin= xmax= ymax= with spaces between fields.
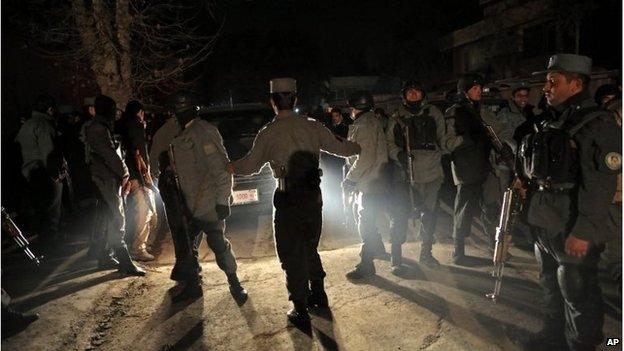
xmin=394 ymin=107 xmax=437 ymax=151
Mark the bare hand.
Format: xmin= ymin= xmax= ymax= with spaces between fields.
xmin=565 ymin=235 xmax=590 ymax=258
xmin=512 ymin=177 xmax=527 ymax=200
xmin=226 ymin=163 xmax=235 ymax=174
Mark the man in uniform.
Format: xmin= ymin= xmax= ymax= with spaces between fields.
xmin=445 ymin=74 xmax=514 ymax=265
xmin=16 ymin=95 xmax=66 ymax=244
xmin=498 ymin=82 xmax=536 ymax=144
xmin=84 ymin=95 xmax=145 ymax=276
xmin=167 ymin=91 xmax=247 ymax=304
xmin=518 ymin=54 xmax=621 ymax=351
xmin=149 ymin=112 xmax=193 ymax=283
xmin=386 ymin=80 xmax=454 ymax=270
xmin=228 ymin=78 xmax=360 ymax=326
xmin=342 ymin=90 xmax=389 ymax=279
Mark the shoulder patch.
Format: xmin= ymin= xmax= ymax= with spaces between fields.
xmin=203 ymin=142 xmax=217 ymax=155
xmin=605 ymin=152 xmax=622 ymax=171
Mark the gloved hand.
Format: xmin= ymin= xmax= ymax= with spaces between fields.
xmin=342 ymin=179 xmax=357 ymax=193
xmin=397 ymin=150 xmax=408 ymax=168
xmin=215 ymin=204 xmax=231 ymax=220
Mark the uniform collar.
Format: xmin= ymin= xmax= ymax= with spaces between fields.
xmin=554 ymin=90 xmax=593 ymax=113
xmin=276 ymin=110 xmax=297 ymax=119
xmin=352 ymin=110 xmax=374 ymax=124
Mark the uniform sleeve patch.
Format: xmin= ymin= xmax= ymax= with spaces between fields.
xmin=203 ymin=143 xmax=217 ymax=155
xmin=605 ymin=152 xmax=622 ymax=171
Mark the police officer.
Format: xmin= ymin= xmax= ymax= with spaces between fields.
xmin=445 ymin=74 xmax=514 ymax=265
xmin=498 ymin=82 xmax=536 ymax=144
xmin=15 ymin=94 xmax=66 ymax=244
xmin=84 ymin=95 xmax=145 ymax=276
xmin=167 ymin=91 xmax=247 ymax=303
xmin=386 ymin=81 xmax=454 ymax=270
xmin=518 ymin=54 xmax=621 ymax=350
xmin=149 ymin=113 xmax=192 ymax=282
xmin=228 ymin=78 xmax=360 ymax=326
xmin=342 ymin=90 xmax=389 ymax=279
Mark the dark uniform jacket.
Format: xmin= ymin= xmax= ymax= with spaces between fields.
xmin=564 ymin=93 xmax=620 ymax=244
xmin=523 ymin=92 xmax=621 ymax=245
xmin=85 ymin=115 xmax=129 ymax=184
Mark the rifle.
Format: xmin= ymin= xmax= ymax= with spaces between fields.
xmin=485 ymin=187 xmax=522 ymax=302
xmin=168 ymin=144 xmax=194 ymax=243
xmin=474 ymin=114 xmax=515 ymax=170
xmin=1 ymin=207 xmax=43 ymax=265
xmin=392 ymin=114 xmax=418 ymax=226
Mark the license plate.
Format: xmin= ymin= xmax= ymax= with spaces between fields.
xmin=232 ymin=189 xmax=259 ymax=205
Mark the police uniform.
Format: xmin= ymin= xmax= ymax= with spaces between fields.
xmin=521 ymin=54 xmax=621 ymax=350
xmin=386 ymin=96 xmax=455 ymax=266
xmin=231 ymin=78 xmax=360 ymax=318
xmin=84 ymin=95 xmax=145 ymax=275
xmin=345 ymin=106 xmax=388 ymax=275
xmin=149 ymin=117 xmax=193 ymax=281
xmin=170 ymin=118 xmax=239 ymax=281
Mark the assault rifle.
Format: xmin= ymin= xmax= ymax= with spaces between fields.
xmin=168 ymin=144 xmax=194 ymax=246
xmin=485 ymin=187 xmax=522 ymax=302
xmin=392 ymin=115 xmax=418 ymax=226
xmin=1 ymin=207 xmax=42 ymax=265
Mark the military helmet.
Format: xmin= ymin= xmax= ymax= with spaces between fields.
xmin=401 ymin=80 xmax=425 ymax=95
xmin=457 ymin=73 xmax=484 ymax=93
xmin=348 ymin=90 xmax=374 ymax=111
xmin=170 ymin=90 xmax=199 ymax=116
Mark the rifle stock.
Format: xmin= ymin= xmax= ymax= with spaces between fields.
xmin=486 ymin=187 xmax=522 ymax=302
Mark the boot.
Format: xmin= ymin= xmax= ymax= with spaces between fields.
xmin=419 ymin=252 xmax=440 ymax=267
xmin=346 ymin=259 xmax=375 ymax=280
xmin=115 ymin=246 xmax=146 ymax=276
xmin=390 ymin=244 xmax=406 ymax=275
xmin=452 ymin=240 xmax=467 ymax=266
xmin=172 ymin=280 xmax=203 ymax=303
xmin=130 ymin=248 xmax=155 ymax=262
xmin=287 ymin=300 xmax=310 ymax=326
xmin=227 ymin=273 xmax=248 ymax=304
xmin=308 ymin=279 xmax=329 ymax=308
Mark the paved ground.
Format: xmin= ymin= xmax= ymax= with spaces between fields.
xmin=1 ymin=203 xmax=621 ymax=350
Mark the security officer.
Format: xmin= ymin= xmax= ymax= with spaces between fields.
xmin=343 ymin=90 xmax=389 ymax=279
xmin=84 ymin=95 xmax=145 ymax=276
xmin=15 ymin=94 xmax=66 ymax=244
xmin=445 ymin=74 xmax=514 ymax=265
xmin=228 ymin=78 xmax=360 ymax=326
xmin=386 ymin=80 xmax=454 ymax=270
xmin=149 ymin=114 xmax=192 ymax=282
xmin=168 ymin=91 xmax=247 ymax=304
xmin=498 ymin=82 xmax=536 ymax=144
xmin=518 ymin=54 xmax=621 ymax=350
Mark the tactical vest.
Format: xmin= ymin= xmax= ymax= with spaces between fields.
xmin=394 ymin=106 xmax=437 ymax=151
xmin=519 ymin=107 xmax=603 ymax=189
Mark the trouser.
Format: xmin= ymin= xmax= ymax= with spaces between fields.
xmin=357 ymin=193 xmax=385 ymax=264
xmin=127 ymin=187 xmax=157 ymax=253
xmin=452 ymin=182 xmax=483 ymax=255
xmin=481 ymin=169 xmax=511 ymax=248
xmin=90 ymin=177 xmax=129 ymax=256
xmin=158 ymin=172 xmax=195 ymax=276
xmin=390 ymin=179 xmax=442 ymax=255
xmin=602 ymin=203 xmax=622 ymax=283
xmin=534 ymin=230 xmax=605 ymax=351
xmin=26 ymin=167 xmax=63 ymax=239
xmin=274 ymin=188 xmax=325 ymax=303
xmin=185 ymin=219 xmax=238 ymax=284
